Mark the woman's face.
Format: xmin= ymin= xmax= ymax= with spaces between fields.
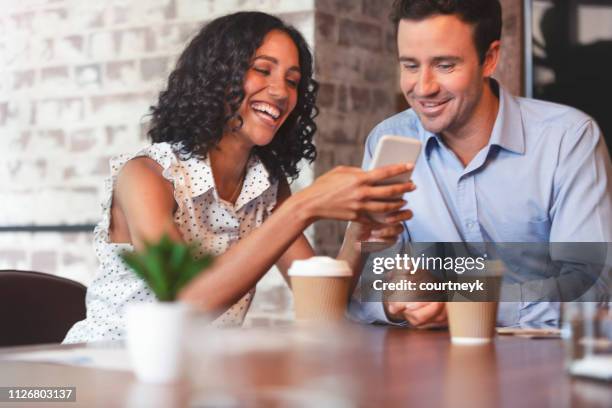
xmin=233 ymin=30 xmax=301 ymax=147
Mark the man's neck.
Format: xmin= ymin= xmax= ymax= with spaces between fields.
xmin=441 ymin=81 xmax=500 ymax=167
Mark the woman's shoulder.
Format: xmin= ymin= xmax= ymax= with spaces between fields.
xmin=117 ymin=156 xmax=168 ymax=187
xmin=114 ymin=151 xmax=177 ymax=214
xmin=106 ymin=143 xmax=191 ymax=207
xmin=109 ymin=142 xmax=187 ymax=183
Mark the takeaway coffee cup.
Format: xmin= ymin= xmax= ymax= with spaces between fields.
xmin=447 ymin=301 xmax=499 ymax=345
xmin=288 ymin=256 xmax=353 ymax=322
xmin=447 ymin=260 xmax=504 ymax=345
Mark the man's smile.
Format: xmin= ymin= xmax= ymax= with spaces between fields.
xmin=415 ymin=98 xmax=451 ymax=116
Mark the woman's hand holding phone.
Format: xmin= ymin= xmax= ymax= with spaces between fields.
xmin=356 ymin=135 xmax=422 ymax=247
xmin=294 ymin=164 xmax=416 ymax=226
xmin=293 ymin=135 xmax=420 ymax=252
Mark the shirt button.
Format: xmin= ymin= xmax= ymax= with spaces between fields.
xmin=466 ymin=221 xmax=476 ymax=229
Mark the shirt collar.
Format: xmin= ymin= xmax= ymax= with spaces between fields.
xmin=421 ymin=79 xmax=525 ymax=157
xmin=234 ymin=154 xmax=273 ymax=211
xmin=179 ymin=154 xmax=215 ymax=198
xmin=488 ymin=79 xmax=525 ymax=155
xmin=182 ymin=152 xmax=272 ymax=209
xmin=422 ymin=128 xmax=442 ymax=158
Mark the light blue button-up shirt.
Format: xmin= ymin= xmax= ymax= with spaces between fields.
xmin=349 ymin=81 xmax=612 ymax=328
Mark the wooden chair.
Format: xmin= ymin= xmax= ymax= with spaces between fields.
xmin=0 ymin=270 xmax=86 ymax=346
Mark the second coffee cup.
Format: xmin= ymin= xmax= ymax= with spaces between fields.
xmin=447 ymin=260 xmax=505 ymax=345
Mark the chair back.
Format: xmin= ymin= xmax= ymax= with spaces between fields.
xmin=0 ymin=270 xmax=86 ymax=346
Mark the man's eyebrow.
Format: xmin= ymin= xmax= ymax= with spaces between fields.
xmin=431 ymin=56 xmax=462 ymax=63
xmin=253 ymin=55 xmax=301 ymax=73
xmin=398 ymin=56 xmax=462 ymax=63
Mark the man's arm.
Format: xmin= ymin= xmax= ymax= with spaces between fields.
xmin=501 ymin=119 xmax=612 ymax=326
xmin=549 ymin=119 xmax=612 ymax=242
xmin=539 ymin=119 xmax=611 ymax=302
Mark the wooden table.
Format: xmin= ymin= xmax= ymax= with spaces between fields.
xmin=0 ymin=325 xmax=610 ymax=407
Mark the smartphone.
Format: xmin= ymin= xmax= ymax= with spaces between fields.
xmin=369 ymin=135 xmax=422 ymax=185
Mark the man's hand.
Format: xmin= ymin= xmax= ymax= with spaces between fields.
xmin=347 ymin=205 xmax=414 ymax=253
xmin=384 ymin=301 xmax=448 ymax=328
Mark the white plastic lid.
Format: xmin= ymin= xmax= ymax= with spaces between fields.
xmin=288 ymin=256 xmax=352 ymax=277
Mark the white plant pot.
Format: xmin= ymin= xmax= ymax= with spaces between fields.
xmin=126 ymin=302 xmax=189 ymax=383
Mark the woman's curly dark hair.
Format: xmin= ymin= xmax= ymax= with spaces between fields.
xmin=147 ymin=12 xmax=318 ymax=182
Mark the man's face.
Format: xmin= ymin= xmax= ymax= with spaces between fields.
xmin=397 ymin=15 xmax=491 ymax=136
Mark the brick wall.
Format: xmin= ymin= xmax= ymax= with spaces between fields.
xmin=0 ymin=0 xmax=314 ymax=324
xmin=313 ymin=0 xmax=398 ymax=255
xmin=1 ymin=0 xmax=525 ymax=324
xmin=496 ymin=0 xmax=524 ymax=96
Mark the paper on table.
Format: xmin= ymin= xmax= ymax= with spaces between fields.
xmin=1 ymin=347 xmax=131 ymax=371
xmin=496 ymin=327 xmax=561 ymax=338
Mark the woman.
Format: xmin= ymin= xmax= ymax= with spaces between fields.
xmin=64 ymin=12 xmax=413 ymax=343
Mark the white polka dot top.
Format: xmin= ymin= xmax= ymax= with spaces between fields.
xmin=63 ymin=142 xmax=278 ymax=343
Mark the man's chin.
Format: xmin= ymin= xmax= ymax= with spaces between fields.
xmin=418 ymin=117 xmax=448 ymax=135
xmin=412 ymin=111 xmax=436 ymax=130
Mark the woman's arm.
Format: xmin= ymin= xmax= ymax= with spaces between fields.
xmin=272 ymin=178 xmax=415 ymax=286
xmin=272 ymin=177 xmax=315 ymax=287
xmin=181 ymin=164 xmax=414 ymax=315
xmin=114 ymin=157 xmax=183 ymax=249
xmin=115 ymin=158 xmax=413 ymax=316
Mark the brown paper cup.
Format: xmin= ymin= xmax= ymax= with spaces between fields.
xmin=291 ymin=276 xmax=351 ymax=322
xmin=447 ymin=302 xmax=499 ymax=345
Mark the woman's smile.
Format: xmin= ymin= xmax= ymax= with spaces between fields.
xmin=250 ymin=100 xmax=284 ymax=127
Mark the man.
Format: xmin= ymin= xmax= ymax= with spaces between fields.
xmin=343 ymin=0 xmax=612 ymax=328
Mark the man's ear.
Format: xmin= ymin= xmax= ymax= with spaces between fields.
xmin=482 ymin=40 xmax=501 ymax=77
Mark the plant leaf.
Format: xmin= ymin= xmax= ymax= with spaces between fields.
xmin=143 ymin=241 xmax=171 ymax=301
xmin=120 ymin=251 xmax=147 ymax=281
xmin=168 ymin=241 xmax=189 ymax=281
xmin=120 ymin=234 xmax=215 ymax=302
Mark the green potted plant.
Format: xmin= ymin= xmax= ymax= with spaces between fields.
xmin=120 ymin=234 xmax=213 ymax=383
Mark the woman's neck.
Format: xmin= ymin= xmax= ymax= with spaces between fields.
xmin=209 ymin=133 xmax=252 ymax=202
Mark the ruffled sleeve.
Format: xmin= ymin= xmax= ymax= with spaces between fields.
xmin=93 ymin=143 xmax=187 ymax=245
